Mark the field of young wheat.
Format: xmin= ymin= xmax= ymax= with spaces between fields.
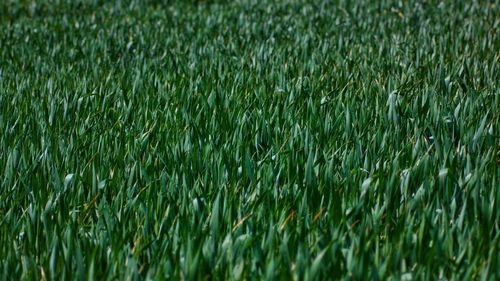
xmin=0 ymin=0 xmax=498 ymax=280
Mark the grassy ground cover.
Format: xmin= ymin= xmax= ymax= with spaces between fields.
xmin=0 ymin=0 xmax=499 ymax=279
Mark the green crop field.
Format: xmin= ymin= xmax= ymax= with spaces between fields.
xmin=0 ymin=0 xmax=499 ymax=280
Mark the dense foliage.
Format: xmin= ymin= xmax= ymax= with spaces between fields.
xmin=1 ymin=0 xmax=499 ymax=280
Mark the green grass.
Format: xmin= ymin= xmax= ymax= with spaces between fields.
xmin=0 ymin=0 xmax=499 ymax=280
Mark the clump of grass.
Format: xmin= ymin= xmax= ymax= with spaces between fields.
xmin=0 ymin=0 xmax=498 ymax=280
